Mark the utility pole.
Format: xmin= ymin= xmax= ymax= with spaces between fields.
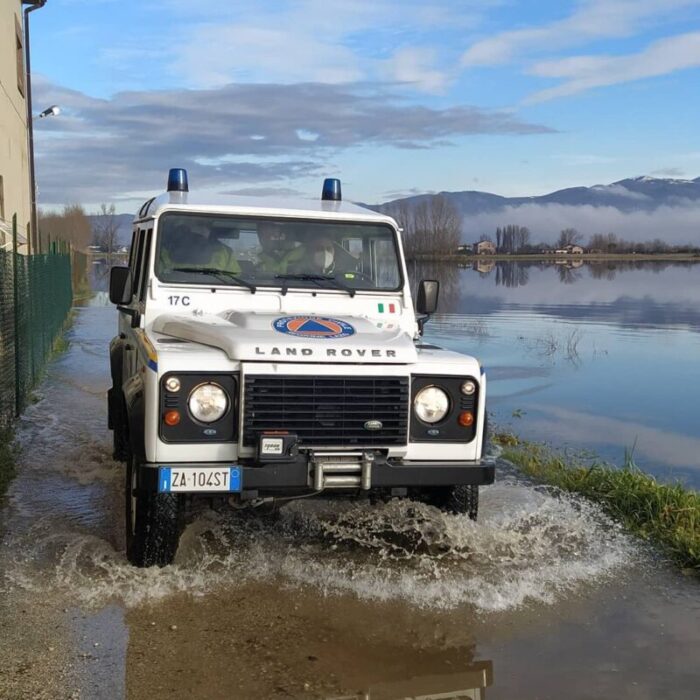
xmin=22 ymin=1 xmax=48 ymax=255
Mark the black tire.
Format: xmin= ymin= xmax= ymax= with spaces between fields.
xmin=125 ymin=456 xmax=184 ymax=567
xmin=110 ymin=389 xmax=130 ymax=463
xmin=416 ymin=484 xmax=479 ymax=520
xmin=481 ymin=412 xmax=490 ymax=459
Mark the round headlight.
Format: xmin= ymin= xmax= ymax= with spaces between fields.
xmin=188 ymin=383 xmax=228 ymax=423
xmin=414 ymin=386 xmax=450 ymax=424
xmin=461 ymin=380 xmax=476 ymax=396
xmin=165 ymin=376 xmax=181 ymax=392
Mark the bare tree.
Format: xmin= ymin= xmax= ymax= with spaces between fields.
xmin=384 ymin=195 xmax=462 ymax=258
xmin=93 ymin=203 xmax=120 ymax=254
xmin=588 ymin=232 xmax=619 ymax=253
xmin=497 ymin=224 xmax=531 ymax=253
xmin=557 ymin=228 xmax=582 ymax=248
xmin=38 ymin=204 xmax=92 ymax=251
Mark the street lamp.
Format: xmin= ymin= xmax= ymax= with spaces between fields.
xmin=36 ymin=105 xmax=60 ymax=120
xmin=22 ymin=0 xmax=48 ymax=254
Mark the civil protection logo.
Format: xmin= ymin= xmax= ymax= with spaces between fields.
xmin=273 ymin=316 xmax=355 ymax=339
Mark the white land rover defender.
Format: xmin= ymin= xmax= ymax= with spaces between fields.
xmin=108 ymin=169 xmax=493 ymax=567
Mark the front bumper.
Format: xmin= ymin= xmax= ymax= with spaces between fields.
xmin=137 ymin=454 xmax=494 ymax=495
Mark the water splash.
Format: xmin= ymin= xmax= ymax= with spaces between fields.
xmin=2 ymin=480 xmax=636 ymax=612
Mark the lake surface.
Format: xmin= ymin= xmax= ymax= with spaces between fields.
xmin=416 ymin=260 xmax=700 ymax=488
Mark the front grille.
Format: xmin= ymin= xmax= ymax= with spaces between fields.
xmin=243 ymin=375 xmax=409 ymax=447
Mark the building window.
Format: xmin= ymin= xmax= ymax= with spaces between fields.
xmin=16 ymin=15 xmax=25 ymax=97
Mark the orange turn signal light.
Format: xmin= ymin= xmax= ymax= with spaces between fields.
xmin=164 ymin=410 xmax=181 ymax=426
xmin=457 ymin=411 xmax=474 ymax=427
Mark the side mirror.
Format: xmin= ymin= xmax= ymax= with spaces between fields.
xmin=416 ymin=279 xmax=439 ymax=315
xmin=109 ymin=266 xmax=132 ymax=305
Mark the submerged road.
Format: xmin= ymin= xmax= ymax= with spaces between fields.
xmin=0 ymin=303 xmax=698 ymax=699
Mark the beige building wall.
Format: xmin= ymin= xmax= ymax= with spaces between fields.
xmin=0 ymin=1 xmax=31 ymax=252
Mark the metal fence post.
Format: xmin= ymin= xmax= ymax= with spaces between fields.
xmin=12 ymin=215 xmax=20 ymax=417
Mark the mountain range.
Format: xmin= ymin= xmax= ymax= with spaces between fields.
xmin=91 ymin=176 xmax=700 ymax=247
xmin=369 ymin=176 xmax=700 ymax=244
xmin=370 ymin=176 xmax=700 ymax=215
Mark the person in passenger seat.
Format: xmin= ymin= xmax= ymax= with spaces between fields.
xmin=255 ymin=222 xmax=305 ymax=274
xmin=159 ymin=223 xmax=240 ymax=275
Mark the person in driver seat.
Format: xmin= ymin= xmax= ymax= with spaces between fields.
xmin=298 ymin=232 xmax=361 ymax=278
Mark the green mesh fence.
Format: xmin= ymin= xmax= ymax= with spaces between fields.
xmin=0 ymin=215 xmax=73 ymax=426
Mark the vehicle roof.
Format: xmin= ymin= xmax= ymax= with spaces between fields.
xmin=135 ymin=192 xmax=395 ymax=226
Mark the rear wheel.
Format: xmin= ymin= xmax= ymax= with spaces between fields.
xmin=125 ymin=456 xmax=184 ymax=567
xmin=109 ymin=388 xmax=130 ymax=462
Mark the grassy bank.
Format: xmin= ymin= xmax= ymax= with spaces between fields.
xmin=495 ymin=435 xmax=699 ymax=573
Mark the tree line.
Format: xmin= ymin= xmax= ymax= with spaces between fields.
xmin=38 ymin=203 xmax=120 ymax=253
xmin=478 ymin=226 xmax=699 ymax=254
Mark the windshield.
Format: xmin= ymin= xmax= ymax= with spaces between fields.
xmin=154 ymin=213 xmax=402 ymax=291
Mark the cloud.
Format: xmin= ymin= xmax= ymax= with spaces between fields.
xmin=526 ymin=31 xmax=700 ymax=102
xmin=651 ymin=167 xmax=686 ymax=177
xmin=463 ymin=201 xmax=700 ymax=244
xmin=554 ymin=154 xmax=618 ymax=166
xmin=219 ymin=187 xmax=305 ymax=197
xmin=526 ymin=406 xmax=700 ymax=469
xmin=173 ymin=24 xmax=363 ymax=87
xmin=382 ymin=47 xmax=448 ymax=93
xmin=590 ymin=184 xmax=651 ymax=200
xmin=165 ymin=0 xmax=485 ymax=92
xmin=31 ymin=77 xmax=553 ymax=206
xmin=381 ymin=187 xmax=436 ymax=200
xmin=461 ymin=0 xmax=699 ymax=67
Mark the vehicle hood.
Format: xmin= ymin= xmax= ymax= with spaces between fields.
xmin=151 ymin=311 xmax=417 ymax=364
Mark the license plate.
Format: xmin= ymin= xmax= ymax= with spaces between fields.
xmin=158 ymin=466 xmax=242 ymax=493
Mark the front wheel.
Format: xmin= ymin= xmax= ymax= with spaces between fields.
xmin=125 ymin=456 xmax=184 ymax=567
xmin=416 ymin=485 xmax=479 ymax=520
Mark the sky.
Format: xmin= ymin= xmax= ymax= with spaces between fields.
xmin=27 ymin=0 xmax=700 ymax=215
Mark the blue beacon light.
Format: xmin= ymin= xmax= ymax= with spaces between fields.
xmin=322 ymin=178 xmax=341 ymax=201
xmin=167 ymin=168 xmax=189 ymax=192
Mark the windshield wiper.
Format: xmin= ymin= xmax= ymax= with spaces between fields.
xmin=274 ymin=273 xmax=355 ymax=297
xmin=172 ymin=267 xmax=257 ymax=293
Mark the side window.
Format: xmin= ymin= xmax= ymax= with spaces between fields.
xmin=127 ymin=230 xmax=137 ymax=267
xmin=138 ymin=229 xmax=152 ymax=302
xmin=131 ymin=230 xmax=145 ymax=299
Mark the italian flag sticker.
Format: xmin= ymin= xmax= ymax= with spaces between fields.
xmin=378 ymin=303 xmax=396 ymax=313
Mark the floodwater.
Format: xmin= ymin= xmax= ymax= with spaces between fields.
xmin=0 ymin=262 xmax=698 ymax=699
xmin=418 ymin=260 xmax=700 ymax=488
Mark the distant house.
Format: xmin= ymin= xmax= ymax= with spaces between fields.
xmin=456 ymin=244 xmax=472 ymax=254
xmin=474 ymin=241 xmax=496 ymax=255
xmin=555 ymin=244 xmax=585 ymax=255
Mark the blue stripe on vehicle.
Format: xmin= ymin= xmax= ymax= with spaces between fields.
xmin=230 ymin=467 xmax=241 ymax=492
xmin=147 ymin=358 xmax=158 ymax=372
xmin=159 ymin=467 xmax=171 ymax=493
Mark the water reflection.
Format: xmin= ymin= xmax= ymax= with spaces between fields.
xmin=417 ymin=261 xmax=700 ymax=485
xmin=328 ymin=659 xmax=493 ymax=699
xmin=409 ymin=260 xmax=462 ymax=313
xmin=450 ymin=259 xmax=700 ymax=291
